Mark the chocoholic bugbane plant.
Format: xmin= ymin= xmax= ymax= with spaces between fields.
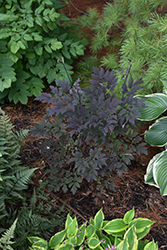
xmin=28 ymin=207 xmax=158 ymax=250
xmin=31 ymin=62 xmax=147 ymax=194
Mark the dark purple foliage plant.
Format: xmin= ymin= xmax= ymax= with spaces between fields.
xmin=31 ymin=67 xmax=147 ymax=194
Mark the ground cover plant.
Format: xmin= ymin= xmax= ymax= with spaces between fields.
xmin=0 ymin=107 xmax=36 ymax=224
xmin=76 ymin=0 xmax=167 ymax=95
xmin=31 ymin=66 xmax=147 ymax=194
xmin=0 ymin=0 xmax=86 ymax=104
xmin=29 ymin=207 xmax=158 ymax=250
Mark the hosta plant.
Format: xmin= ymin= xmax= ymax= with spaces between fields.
xmin=137 ymin=92 xmax=167 ymax=196
xmin=0 ymin=0 xmax=86 ymax=104
xmin=28 ymin=207 xmax=158 ymax=250
xmin=31 ymin=67 xmax=147 ymax=194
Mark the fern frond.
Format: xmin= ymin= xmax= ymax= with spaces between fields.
xmin=0 ymin=218 xmax=18 ymax=250
xmin=11 ymin=168 xmax=38 ymax=191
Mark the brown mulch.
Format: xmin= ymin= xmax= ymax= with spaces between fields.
xmin=1 ymin=96 xmax=167 ymax=249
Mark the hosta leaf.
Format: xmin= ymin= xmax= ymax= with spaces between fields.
xmin=137 ymin=93 xmax=167 ymax=121
xmin=49 ymin=229 xmax=66 ymax=248
xmin=151 ymin=150 xmax=167 ymax=196
xmin=144 ymin=153 xmax=161 ymax=188
xmin=76 ymin=224 xmax=86 ymax=245
xmin=128 ymin=218 xmax=154 ymax=240
xmin=145 ymin=117 xmax=167 ymax=146
xmin=67 ymin=217 xmax=78 ymax=238
xmin=94 ymin=209 xmax=104 ymax=229
xmin=103 ymin=219 xmax=128 ymax=234
xmin=123 ymin=207 xmax=135 ymax=224
xmin=88 ymin=238 xmax=101 ymax=249
xmin=144 ymin=241 xmax=158 ymax=250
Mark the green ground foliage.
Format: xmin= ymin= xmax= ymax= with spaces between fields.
xmin=0 ymin=0 xmax=86 ymax=104
xmin=77 ymin=0 xmax=167 ymax=95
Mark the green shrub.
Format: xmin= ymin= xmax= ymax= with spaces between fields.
xmin=0 ymin=0 xmax=86 ymax=104
xmin=0 ymin=107 xmax=37 ymax=224
xmin=28 ymin=207 xmax=158 ymax=250
xmin=78 ymin=0 xmax=167 ymax=95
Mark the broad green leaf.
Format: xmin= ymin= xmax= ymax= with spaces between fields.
xmin=144 ymin=153 xmax=161 ymax=188
xmin=2 ymin=79 xmax=11 ymax=89
xmin=86 ymin=224 xmax=96 ymax=239
xmin=23 ymin=34 xmax=33 ymax=41
xmin=32 ymin=32 xmax=43 ymax=41
xmin=10 ymin=41 xmax=20 ymax=54
xmin=59 ymin=244 xmax=73 ymax=250
xmin=124 ymin=225 xmax=138 ymax=250
xmin=145 ymin=117 xmax=167 ymax=146
xmin=35 ymin=16 xmax=43 ymax=26
xmin=94 ymin=209 xmax=104 ymax=229
xmin=35 ymin=5 xmax=44 ymax=15
xmin=103 ymin=219 xmax=128 ymax=234
xmin=18 ymin=40 xmax=26 ymax=50
xmin=19 ymin=93 xmax=28 ymax=104
xmin=49 ymin=229 xmax=66 ymax=248
xmin=136 ymin=93 xmax=167 ymax=121
xmin=51 ymin=40 xmax=63 ymax=51
xmin=67 ymin=217 xmax=78 ymax=238
xmin=123 ymin=207 xmax=135 ymax=224
xmin=0 ymin=29 xmax=11 ymax=39
xmin=9 ymin=53 xmax=19 ymax=63
xmin=152 ymin=150 xmax=167 ymax=196
xmin=34 ymin=45 xmax=43 ymax=56
xmin=65 ymin=214 xmax=73 ymax=229
xmin=76 ymin=224 xmax=86 ymax=245
xmin=144 ymin=240 xmax=158 ymax=250
xmin=116 ymin=238 xmax=129 ymax=250
xmin=128 ymin=218 xmax=154 ymax=240
xmin=88 ymin=238 xmax=101 ymax=249
xmin=44 ymin=45 xmax=52 ymax=53
xmin=0 ymin=14 xmax=10 ymax=21
xmin=28 ymin=237 xmax=43 ymax=244
xmin=30 ymin=238 xmax=49 ymax=248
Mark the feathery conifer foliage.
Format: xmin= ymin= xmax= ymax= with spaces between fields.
xmin=77 ymin=0 xmax=167 ymax=94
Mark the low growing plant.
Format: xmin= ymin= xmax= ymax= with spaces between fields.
xmin=0 ymin=218 xmax=18 ymax=250
xmin=28 ymin=207 xmax=158 ymax=250
xmin=0 ymin=107 xmax=37 ymax=226
xmin=0 ymin=0 xmax=86 ymax=104
xmin=137 ymin=90 xmax=167 ymax=196
xmin=31 ymin=67 xmax=147 ymax=194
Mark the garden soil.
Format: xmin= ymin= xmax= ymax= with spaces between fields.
xmin=1 ymin=1 xmax=167 ymax=249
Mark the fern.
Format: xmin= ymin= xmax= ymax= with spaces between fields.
xmin=0 ymin=218 xmax=18 ymax=250
xmin=0 ymin=108 xmax=37 ymax=225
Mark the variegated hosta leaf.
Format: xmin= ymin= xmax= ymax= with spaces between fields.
xmin=145 ymin=150 xmax=167 ymax=196
xmin=145 ymin=116 xmax=167 ymax=146
xmin=136 ymin=93 xmax=167 ymax=121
